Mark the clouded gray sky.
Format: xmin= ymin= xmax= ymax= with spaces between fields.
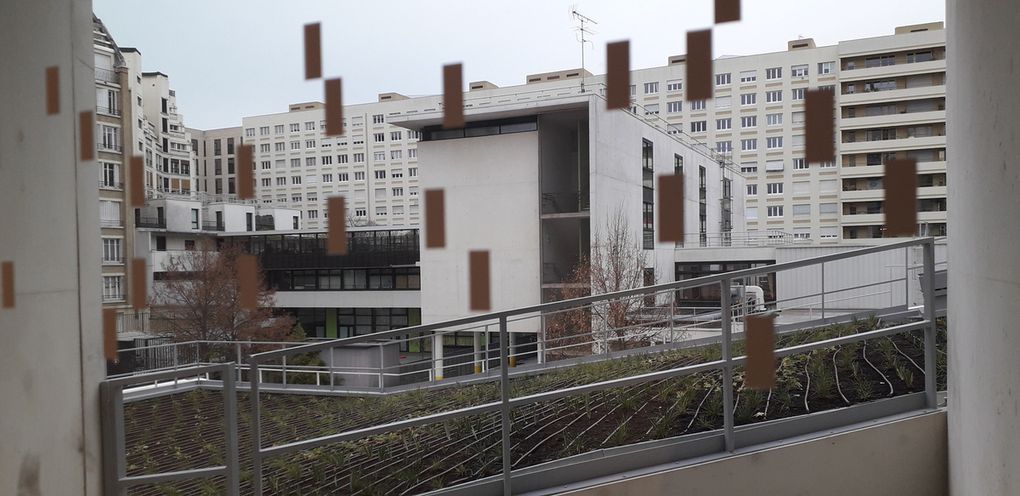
xmin=93 ymin=0 xmax=945 ymax=130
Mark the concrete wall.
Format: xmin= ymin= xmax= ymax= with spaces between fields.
xmin=563 ymin=411 xmax=947 ymax=496
xmin=0 ymin=0 xmax=104 ymax=494
xmin=419 ymin=131 xmax=541 ymax=332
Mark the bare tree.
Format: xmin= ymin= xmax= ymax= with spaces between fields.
xmin=150 ymin=240 xmax=297 ymax=345
xmin=545 ymin=210 xmax=667 ymax=358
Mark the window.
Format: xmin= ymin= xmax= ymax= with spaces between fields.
xmin=392 ymin=187 xmax=404 ymax=197
xmin=372 ymin=114 xmax=384 ymax=124
xmin=739 ymin=70 xmax=757 ymax=83
xmin=793 ymin=204 xmax=811 ymax=216
xmin=292 ymin=176 xmax=302 ymax=185
xmin=746 ymin=207 xmax=759 ymax=219
xmin=259 ymin=126 xmax=270 ymax=135
xmin=354 ymin=171 xmax=365 ymax=181
xmin=740 ymin=93 xmax=756 ymax=106
xmin=792 ymin=135 xmax=805 ymax=148
xmin=305 ymin=121 xmax=315 ymax=131
xmin=245 ymin=128 xmax=255 ymax=137
xmin=716 ymin=141 xmax=732 ymax=153
xmin=741 ymin=139 xmax=757 ymax=151
xmin=389 ymin=131 xmax=403 ymax=141
xmin=690 ymin=121 xmax=707 ymax=133
xmin=190 ymin=208 xmax=199 ymax=229
xmin=274 ymin=124 xmax=284 ymax=135
xmin=374 ymin=170 xmax=386 ymax=179
xmin=793 ymin=181 xmax=810 ymax=194
xmin=865 ymin=55 xmax=896 ymax=68
xmin=374 ymin=133 xmax=385 ymax=142
xmin=353 ymin=153 xmax=365 ymax=163
xmin=766 ymin=90 xmax=783 ymax=103
xmin=305 ymin=140 xmax=316 ymax=148
xmin=793 ymin=158 xmax=808 ymax=170
xmin=272 ymin=142 xmax=284 ymax=152
xmin=409 ymin=186 xmax=419 ymax=196
xmin=667 ymin=101 xmax=682 ymax=113
xmin=629 ymin=85 xmax=636 ymax=96
xmin=261 ymin=178 xmax=271 ymax=187
xmin=766 ymin=67 xmax=782 ymax=80
xmin=818 ymin=61 xmax=835 ymax=74
xmin=820 ymin=226 xmax=839 ymax=239
xmin=258 ymin=143 xmax=270 ymax=153
xmin=390 ymin=169 xmax=403 ymax=178
xmin=766 ymin=160 xmax=784 ymax=172
xmin=907 ymin=51 xmax=934 ymax=63
xmin=715 ymin=96 xmax=732 ymax=108
xmin=644 ymin=104 xmax=660 ymax=115
xmin=408 ymin=167 xmax=418 ymax=177
xmin=819 ymin=161 xmax=836 ymax=168
xmin=287 ymin=158 xmax=298 ymax=168
xmin=792 ymin=111 xmax=806 ymax=124
xmin=791 ymin=64 xmax=809 ymax=78
xmin=276 ymin=177 xmax=286 ymax=186
xmin=408 ymin=149 xmax=417 ymax=159
xmin=666 ymin=79 xmax=683 ymax=91
xmin=102 ymin=275 xmax=124 ymax=302
xmin=102 ymin=238 xmax=122 ymax=263
xmin=644 ymin=82 xmax=659 ymax=93
xmin=290 ymin=123 xmax=300 ymax=132
xmin=746 ymin=184 xmax=757 ymax=196
xmin=373 ymin=151 xmax=386 ymax=161
xmin=690 ymin=100 xmax=706 ymax=111
xmin=305 ymin=157 xmax=316 ymax=167
xmin=740 ymin=163 xmax=758 ymax=174
xmin=99 ymin=200 xmax=121 ymax=226
xmin=767 ymin=206 xmax=784 ymax=217
xmin=715 ymin=73 xmax=731 ymax=86
xmin=766 ymin=113 xmax=783 ymax=126
xmin=792 ymin=88 xmax=806 ymax=100
xmin=289 ymin=141 xmax=299 ymax=150
xmin=819 ymin=203 xmax=838 ymax=215
xmin=820 ymin=179 xmax=838 ymax=192
xmin=741 ymin=116 xmax=757 ymax=128
xmin=716 ymin=118 xmax=732 ymax=130
xmin=307 ymin=209 xmax=318 ymax=219
xmin=321 ymin=155 xmax=333 ymax=165
xmin=100 ymin=162 xmax=119 ymax=188
xmin=355 ymin=208 xmax=366 ymax=217
xmin=292 ymin=193 xmax=303 ymax=203
xmin=766 ymin=136 xmax=784 ymax=149
xmin=338 ymin=154 xmax=349 ymax=164
xmin=767 ymin=182 xmax=784 ymax=195
xmin=375 ymin=206 xmax=387 ymax=216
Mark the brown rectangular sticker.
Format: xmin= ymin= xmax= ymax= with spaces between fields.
xmin=443 ymin=63 xmax=464 ymax=129
xmin=325 ymin=78 xmax=344 ymax=136
xmin=658 ymin=174 xmax=684 ymax=243
xmin=327 ymin=196 xmax=347 ymax=255
xmin=745 ymin=315 xmax=776 ymax=390
xmin=606 ymin=40 xmax=630 ymax=110
xmin=304 ymin=23 xmax=321 ymax=80
xmin=131 ymin=258 xmax=147 ymax=310
xmin=885 ymin=158 xmax=918 ymax=236
xmin=46 ymin=66 xmax=59 ymax=115
xmin=1 ymin=261 xmax=13 ymax=308
xmin=237 ymin=144 xmax=253 ymax=199
xmin=424 ymin=189 xmax=446 ymax=248
xmin=805 ymin=88 xmax=835 ymax=163
xmin=469 ymin=251 xmax=491 ymax=311
xmin=129 ymin=156 xmax=144 ymax=207
xmin=238 ymin=254 xmax=258 ymax=310
xmin=80 ymin=111 xmax=94 ymax=161
xmin=715 ymin=0 xmax=741 ymax=23
xmin=103 ymin=308 xmax=118 ymax=362
xmin=686 ymin=30 xmax=713 ymax=102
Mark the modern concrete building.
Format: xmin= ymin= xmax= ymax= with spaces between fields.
xmin=189 ymin=126 xmax=243 ymax=199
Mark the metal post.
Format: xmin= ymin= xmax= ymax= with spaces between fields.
xmin=249 ymin=361 xmax=263 ymax=495
xmin=378 ymin=343 xmax=386 ymax=390
xmin=904 ymin=247 xmax=911 ymax=306
xmin=669 ymin=296 xmax=675 ymax=343
xmin=820 ymin=261 xmax=826 ymax=320
xmin=236 ymin=343 xmax=243 ymax=383
xmin=433 ymin=332 xmax=445 ymax=381
xmin=498 ymin=316 xmax=513 ymax=495
xmin=721 ymin=278 xmax=735 ymax=452
xmin=222 ymin=364 xmax=240 ymax=496
xmin=99 ymin=382 xmax=128 ymax=496
xmin=328 ymin=346 xmax=335 ymax=390
xmin=483 ymin=326 xmax=490 ymax=372
xmin=173 ymin=345 xmax=179 ymax=387
xmin=922 ymin=239 xmax=937 ymax=408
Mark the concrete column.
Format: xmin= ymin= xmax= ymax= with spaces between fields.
xmin=0 ymin=1 xmax=104 ymax=495
xmin=433 ymin=333 xmax=444 ymax=380
xmin=947 ymin=2 xmax=1020 ymax=494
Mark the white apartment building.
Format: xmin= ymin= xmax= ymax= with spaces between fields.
xmin=189 ymin=126 xmax=243 ymax=200
xmin=229 ymin=22 xmax=945 ymax=244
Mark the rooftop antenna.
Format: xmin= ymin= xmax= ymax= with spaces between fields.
xmin=571 ymin=7 xmax=598 ymax=93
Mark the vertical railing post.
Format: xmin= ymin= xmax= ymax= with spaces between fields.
xmin=721 ymin=278 xmax=735 ymax=453
xmin=498 ymin=316 xmax=513 ymax=495
xmin=173 ymin=345 xmax=179 ymax=387
xmin=281 ymin=345 xmax=288 ymax=386
xmin=922 ymin=239 xmax=937 ymax=408
xmin=222 ymin=364 xmax=240 ymax=496
xmin=820 ymin=261 xmax=826 ymax=320
xmin=236 ymin=343 xmax=243 ymax=383
xmin=249 ymin=361 xmax=263 ymax=496
xmin=328 ymin=345 xmax=335 ymax=390
xmin=378 ymin=343 xmax=386 ymax=390
xmin=904 ymin=247 xmax=911 ymax=307
xmin=669 ymin=296 xmax=675 ymax=343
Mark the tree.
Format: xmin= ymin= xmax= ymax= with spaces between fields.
xmin=545 ymin=210 xmax=668 ymax=358
xmin=150 ymin=239 xmax=296 ymax=345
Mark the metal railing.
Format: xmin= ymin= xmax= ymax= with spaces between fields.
xmin=135 ymin=216 xmax=166 ymax=229
xmin=232 ymin=237 xmax=939 ymax=495
xmin=95 ymin=67 xmax=118 ymax=84
xmin=100 ymin=363 xmax=239 ymax=496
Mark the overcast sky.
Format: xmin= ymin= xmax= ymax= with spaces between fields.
xmin=93 ymin=0 xmax=945 ymax=130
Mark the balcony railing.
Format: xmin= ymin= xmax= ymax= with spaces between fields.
xmin=202 ymin=221 xmax=225 ymax=232
xmin=99 ymin=180 xmax=123 ymax=190
xmin=95 ymin=67 xmax=118 ymax=84
xmin=97 ymin=142 xmax=122 ymax=153
xmin=96 ymin=105 xmax=121 ymax=117
xmin=135 ymin=217 xmax=166 ymax=229
xmin=540 ymin=191 xmax=590 ymax=215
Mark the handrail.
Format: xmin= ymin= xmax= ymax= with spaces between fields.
xmin=253 ymin=237 xmax=933 ymax=362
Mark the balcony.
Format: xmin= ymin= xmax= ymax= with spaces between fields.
xmin=202 ymin=221 xmax=225 ymax=232
xmin=840 ymin=110 xmax=945 ymax=130
xmin=135 ymin=216 xmax=166 ymax=229
xmin=99 ymin=219 xmax=123 ymax=228
xmin=840 ymin=85 xmax=945 ymax=106
xmin=97 ymin=142 xmax=122 ymax=154
xmin=839 ymin=59 xmax=947 ymax=82
xmin=96 ymin=105 xmax=122 ymax=117
xmin=94 ymin=67 xmax=118 ymax=84
xmin=99 ymin=180 xmax=123 ymax=190
xmin=840 ymin=134 xmax=946 ymax=154
xmin=541 ymin=191 xmax=590 ymax=216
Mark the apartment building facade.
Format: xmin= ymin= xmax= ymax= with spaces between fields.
xmin=189 ymin=126 xmax=243 ymax=200
xmin=227 ymin=22 xmax=945 ymax=244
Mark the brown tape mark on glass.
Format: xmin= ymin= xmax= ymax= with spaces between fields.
xmin=885 ymin=158 xmax=918 ymax=236
xmin=238 ymin=254 xmax=258 ymax=310
xmin=237 ymin=144 xmax=253 ymax=199
xmin=443 ymin=63 xmax=464 ymax=129
xmin=304 ymin=23 xmax=321 ymax=80
xmin=745 ymin=315 xmax=776 ymax=390
xmin=424 ymin=189 xmax=446 ymax=248
xmin=327 ymin=196 xmax=348 ymax=255
xmin=80 ymin=111 xmax=94 ymax=161
xmin=686 ymin=30 xmax=713 ymax=102
xmin=131 ymin=258 xmax=147 ymax=310
xmin=103 ymin=308 xmax=118 ymax=362
xmin=805 ymin=88 xmax=835 ymax=163
xmin=658 ymin=174 xmax=684 ymax=243
xmin=129 ymin=156 xmax=144 ymax=207
xmin=1 ymin=261 xmax=13 ymax=308
xmin=606 ymin=40 xmax=630 ymax=110
xmin=469 ymin=250 xmax=491 ymax=311
xmin=715 ymin=0 xmax=741 ymax=23
xmin=325 ymin=78 xmax=344 ymax=136
xmin=46 ymin=66 xmax=59 ymax=115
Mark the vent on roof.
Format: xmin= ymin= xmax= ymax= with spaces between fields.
xmin=668 ymin=55 xmax=687 ymax=65
xmin=566 ymin=72 xmax=579 ymax=77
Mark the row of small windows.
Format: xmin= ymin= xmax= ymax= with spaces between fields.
xmin=260 ymin=170 xmax=420 ymax=187
xmin=638 ymin=86 xmax=833 ymax=116
xmin=739 ymin=159 xmax=835 ymax=174
xmin=245 ymin=115 xmax=398 ymax=137
xmin=255 ymin=150 xmax=419 ymax=169
xmin=634 ymin=63 xmax=837 ymax=96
